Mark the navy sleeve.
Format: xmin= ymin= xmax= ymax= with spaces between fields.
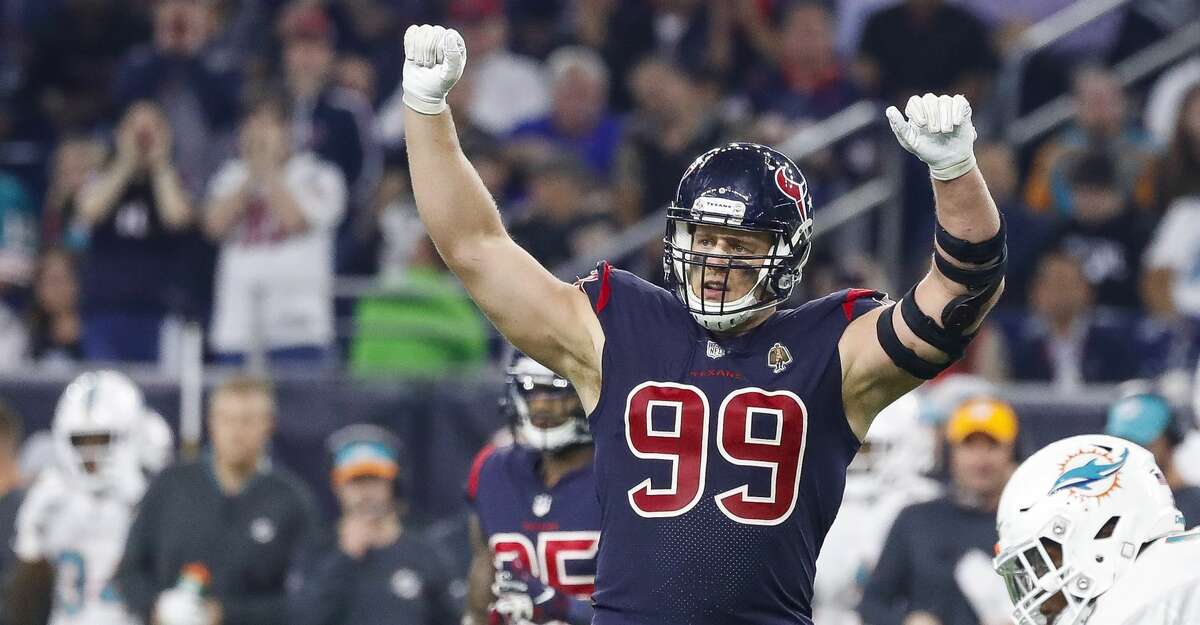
xmin=858 ymin=506 xmax=916 ymax=625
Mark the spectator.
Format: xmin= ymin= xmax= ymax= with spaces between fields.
xmin=115 ymin=0 xmax=241 ymax=197
xmin=509 ymin=46 xmax=623 ymax=180
xmin=856 ymin=0 xmax=998 ymax=106
xmin=27 ymin=247 xmax=82 ymax=365
xmin=614 ymin=56 xmax=727 ymax=225
xmin=279 ymin=1 xmax=381 ymax=275
xmin=1142 ymin=85 xmax=1200 ymax=310
xmin=860 ymin=398 xmax=1018 ymax=625
xmin=571 ymin=0 xmax=656 ymax=111
xmin=288 ymin=424 xmax=454 ymax=625
xmin=0 ymin=171 xmax=32 ymax=368
xmin=748 ymin=2 xmax=860 ymax=125
xmin=74 ymin=102 xmax=193 ymax=362
xmin=509 ymin=157 xmax=615 ymax=268
xmin=42 ymin=135 xmax=106 ymax=246
xmin=974 ymin=143 xmax=1052 ymax=306
xmin=350 ymin=237 xmax=489 ymax=377
xmin=0 ymin=402 xmax=22 ymax=625
xmin=452 ymin=3 xmax=550 ymax=137
xmin=0 ymin=169 xmax=35 ymax=291
xmin=18 ymin=0 xmax=149 ymax=131
xmin=204 ymin=97 xmax=345 ymax=367
xmin=1104 ymin=390 xmax=1200 ymax=525
xmin=999 ymin=251 xmax=1144 ymax=387
xmin=1023 ymin=65 xmax=1157 ymax=216
xmin=1145 ymin=55 xmax=1200 ymax=148
xmin=116 ymin=375 xmax=321 ymax=625
xmin=1043 ymin=151 xmax=1153 ymax=310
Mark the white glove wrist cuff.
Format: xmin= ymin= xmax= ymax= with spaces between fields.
xmin=403 ymin=92 xmax=446 ymax=115
xmin=929 ymin=152 xmax=976 ymax=181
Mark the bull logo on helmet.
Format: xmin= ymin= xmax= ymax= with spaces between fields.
xmin=774 ymin=168 xmax=809 ymax=218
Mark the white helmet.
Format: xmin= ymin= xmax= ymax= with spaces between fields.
xmin=138 ymin=410 xmax=174 ymax=474
xmin=846 ymin=392 xmax=936 ymax=496
xmin=503 ymin=353 xmax=590 ymax=453
xmin=52 ymin=371 xmax=144 ymax=492
xmin=992 ymin=435 xmax=1184 ymax=625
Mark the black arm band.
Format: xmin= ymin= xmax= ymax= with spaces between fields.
xmin=874 ymin=304 xmax=953 ymax=380
xmin=935 ymin=213 xmax=1006 ymax=265
xmin=899 ymin=286 xmax=973 ymax=359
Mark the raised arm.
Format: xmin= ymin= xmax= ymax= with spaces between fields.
xmin=402 ymin=25 xmax=602 ymax=401
xmin=841 ymin=94 xmax=1003 ymax=438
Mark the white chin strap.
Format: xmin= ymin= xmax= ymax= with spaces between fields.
xmin=518 ymin=419 xmax=585 ymax=452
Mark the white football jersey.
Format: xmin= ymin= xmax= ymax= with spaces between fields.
xmin=1087 ymin=529 xmax=1200 ymax=625
xmin=812 ymin=474 xmax=942 ymax=625
xmin=14 ymin=467 xmax=146 ymax=625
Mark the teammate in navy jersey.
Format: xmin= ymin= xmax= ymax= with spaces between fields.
xmin=465 ymin=353 xmax=600 ymax=625
xmin=402 ymin=25 xmax=1004 ymax=625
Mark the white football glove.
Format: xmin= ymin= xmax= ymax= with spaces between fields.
xmin=402 ymin=24 xmax=467 ymax=115
xmin=886 ymin=93 xmax=977 ymax=181
xmin=154 ymin=589 xmax=208 ymax=625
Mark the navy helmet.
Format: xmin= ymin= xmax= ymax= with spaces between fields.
xmin=501 ymin=350 xmax=591 ymax=453
xmin=663 ymin=142 xmax=815 ymax=331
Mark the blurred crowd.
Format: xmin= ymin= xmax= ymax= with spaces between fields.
xmin=0 ymin=0 xmax=1198 ymax=385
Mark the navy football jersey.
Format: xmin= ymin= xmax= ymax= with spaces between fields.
xmin=576 ymin=262 xmax=886 ymax=625
xmin=467 ymin=443 xmax=602 ymax=598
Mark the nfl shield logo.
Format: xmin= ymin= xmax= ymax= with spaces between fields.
xmin=767 ymin=342 xmax=793 ymax=373
xmin=532 ymin=493 xmax=553 ymax=517
xmin=706 ymin=340 xmax=725 ymax=359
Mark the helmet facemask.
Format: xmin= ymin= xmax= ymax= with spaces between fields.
xmin=663 ymin=208 xmax=811 ymax=332
xmin=504 ymin=359 xmax=591 ymax=454
xmin=994 ymin=516 xmax=1096 ymax=625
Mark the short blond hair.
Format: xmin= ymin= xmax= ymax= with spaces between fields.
xmin=209 ymin=375 xmax=276 ymax=414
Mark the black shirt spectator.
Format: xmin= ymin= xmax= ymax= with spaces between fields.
xmin=1042 ymin=151 xmax=1155 ymax=310
xmin=861 ymin=399 xmax=1018 ymax=625
xmin=288 ymin=424 xmax=455 ymax=625
xmin=75 ymin=103 xmax=193 ymax=362
xmin=116 ymin=376 xmax=320 ymax=625
xmin=857 ymin=0 xmax=997 ymax=105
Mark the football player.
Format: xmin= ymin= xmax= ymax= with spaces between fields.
xmin=993 ymin=434 xmax=1200 ymax=625
xmin=9 ymin=370 xmax=148 ymax=625
xmin=465 ymin=353 xmax=599 ymax=625
xmin=812 ymin=392 xmax=942 ymax=625
xmin=402 ymin=23 xmax=1004 ymax=624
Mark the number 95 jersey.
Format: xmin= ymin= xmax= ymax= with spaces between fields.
xmin=577 ymin=263 xmax=886 ymax=625
xmin=467 ymin=443 xmax=602 ymax=599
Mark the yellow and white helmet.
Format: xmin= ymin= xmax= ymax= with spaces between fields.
xmin=992 ymin=435 xmax=1184 ymax=625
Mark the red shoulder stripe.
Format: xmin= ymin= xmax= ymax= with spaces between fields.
xmin=842 ymin=288 xmax=878 ymax=321
xmin=466 ymin=443 xmax=497 ymax=502
xmin=595 ymin=262 xmax=613 ymax=314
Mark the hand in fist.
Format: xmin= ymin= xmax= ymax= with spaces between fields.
xmin=402 ymin=24 xmax=466 ymax=115
xmin=886 ymin=93 xmax=977 ymax=181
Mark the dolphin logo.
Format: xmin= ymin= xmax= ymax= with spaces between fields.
xmin=1049 ymin=448 xmax=1129 ymax=495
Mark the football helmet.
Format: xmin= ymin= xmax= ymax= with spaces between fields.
xmin=138 ymin=409 xmax=174 ymax=475
xmin=52 ymin=370 xmax=144 ymax=492
xmin=502 ymin=352 xmax=590 ymax=453
xmin=664 ymin=142 xmax=814 ymax=331
xmin=847 ymin=392 xmax=936 ymax=487
xmin=993 ymin=434 xmax=1184 ymax=625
